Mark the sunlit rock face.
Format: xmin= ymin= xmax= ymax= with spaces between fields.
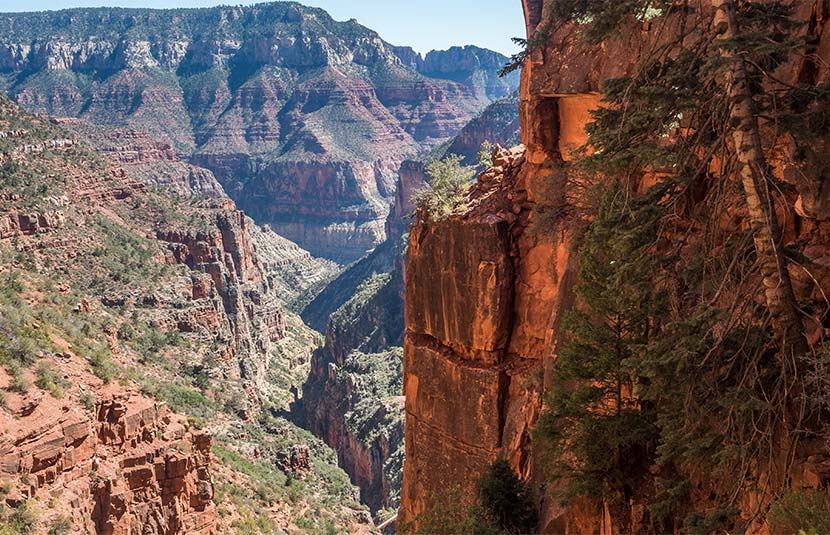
xmin=401 ymin=0 xmax=830 ymax=532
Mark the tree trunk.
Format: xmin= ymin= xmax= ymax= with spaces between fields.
xmin=712 ymin=0 xmax=807 ymax=356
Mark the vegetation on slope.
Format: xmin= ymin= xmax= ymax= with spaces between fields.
xmin=0 ymin=94 xmax=371 ymax=533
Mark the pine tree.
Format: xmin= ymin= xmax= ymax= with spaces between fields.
xmin=476 ymin=459 xmax=538 ymax=535
xmin=536 ymin=180 xmax=666 ymax=504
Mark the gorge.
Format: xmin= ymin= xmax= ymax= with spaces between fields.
xmin=3 ymin=0 xmax=830 ymax=534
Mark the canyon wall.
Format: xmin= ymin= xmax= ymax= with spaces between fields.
xmin=400 ymin=0 xmax=830 ymax=532
xmin=57 ymin=117 xmax=335 ymax=414
xmin=399 ymin=144 xmax=555 ymax=527
xmin=0 ymin=4 xmax=518 ymax=260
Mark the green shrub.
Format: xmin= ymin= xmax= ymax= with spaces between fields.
xmin=478 ymin=140 xmax=494 ymax=168
xmin=78 ymin=389 xmax=96 ymax=412
xmin=141 ymin=380 xmax=215 ymax=418
xmin=7 ymin=365 xmax=31 ymax=394
xmin=768 ymin=489 xmax=830 ymax=535
xmin=87 ymin=350 xmax=115 ymax=384
xmin=0 ymin=500 xmax=38 ymax=535
xmin=413 ymin=154 xmax=475 ymax=220
xmin=34 ymin=362 xmax=69 ymax=398
xmin=47 ymin=515 xmax=71 ymax=535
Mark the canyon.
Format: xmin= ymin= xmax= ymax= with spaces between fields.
xmin=8 ymin=0 xmax=830 ymax=533
xmin=0 ymin=3 xmax=518 ymax=261
xmin=0 ymin=3 xmax=523 ymax=533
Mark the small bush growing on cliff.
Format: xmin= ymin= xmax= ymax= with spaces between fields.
xmin=413 ymin=154 xmax=474 ymax=220
xmin=478 ymin=140 xmax=494 ymax=168
xmin=34 ymin=361 xmax=69 ymax=399
xmin=46 ymin=515 xmax=71 ymax=535
xmin=0 ymin=500 xmax=38 ymax=535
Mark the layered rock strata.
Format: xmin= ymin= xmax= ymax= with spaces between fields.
xmin=401 ymin=0 xmax=830 ymax=532
xmin=0 ymin=373 xmax=215 ymax=535
xmin=0 ymin=4 xmax=518 ymax=259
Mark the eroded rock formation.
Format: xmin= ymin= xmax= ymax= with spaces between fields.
xmin=0 ymin=4 xmax=518 ymax=260
xmin=401 ymin=0 xmax=830 ymax=532
xmin=0 ymin=375 xmax=215 ymax=535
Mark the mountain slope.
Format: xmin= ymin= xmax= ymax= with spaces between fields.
xmin=0 ymin=94 xmax=371 ymax=534
xmin=0 ymin=2 xmax=518 ymax=261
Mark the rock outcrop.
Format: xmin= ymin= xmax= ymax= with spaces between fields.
xmin=0 ymin=370 xmax=215 ymax=535
xmin=0 ymin=4 xmax=518 ymax=260
xmin=400 ymin=0 xmax=830 ymax=532
xmin=400 ymin=145 xmax=540 ymax=526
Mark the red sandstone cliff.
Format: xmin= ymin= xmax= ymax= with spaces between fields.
xmin=0 ymin=372 xmax=215 ymax=535
xmin=400 ymin=0 xmax=830 ymax=532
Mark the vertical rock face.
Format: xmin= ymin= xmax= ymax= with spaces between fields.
xmin=400 ymin=145 xmax=550 ymax=526
xmin=402 ymin=1 xmax=830 ymax=533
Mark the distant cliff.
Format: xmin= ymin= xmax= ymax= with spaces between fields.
xmin=0 ymin=2 xmax=518 ymax=261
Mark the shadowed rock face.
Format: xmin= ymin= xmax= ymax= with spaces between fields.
xmin=0 ymin=3 xmax=518 ymax=261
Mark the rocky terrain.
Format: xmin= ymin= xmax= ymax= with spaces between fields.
xmin=0 ymin=94 xmax=373 ymax=534
xmin=0 ymin=3 xmax=518 ymax=261
xmin=399 ymin=0 xmax=830 ymax=533
xmin=293 ymin=91 xmax=521 ymax=518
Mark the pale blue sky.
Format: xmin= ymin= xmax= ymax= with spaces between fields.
xmin=0 ymin=0 xmax=525 ymax=56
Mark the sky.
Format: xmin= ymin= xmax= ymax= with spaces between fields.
xmin=0 ymin=0 xmax=526 ymax=57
